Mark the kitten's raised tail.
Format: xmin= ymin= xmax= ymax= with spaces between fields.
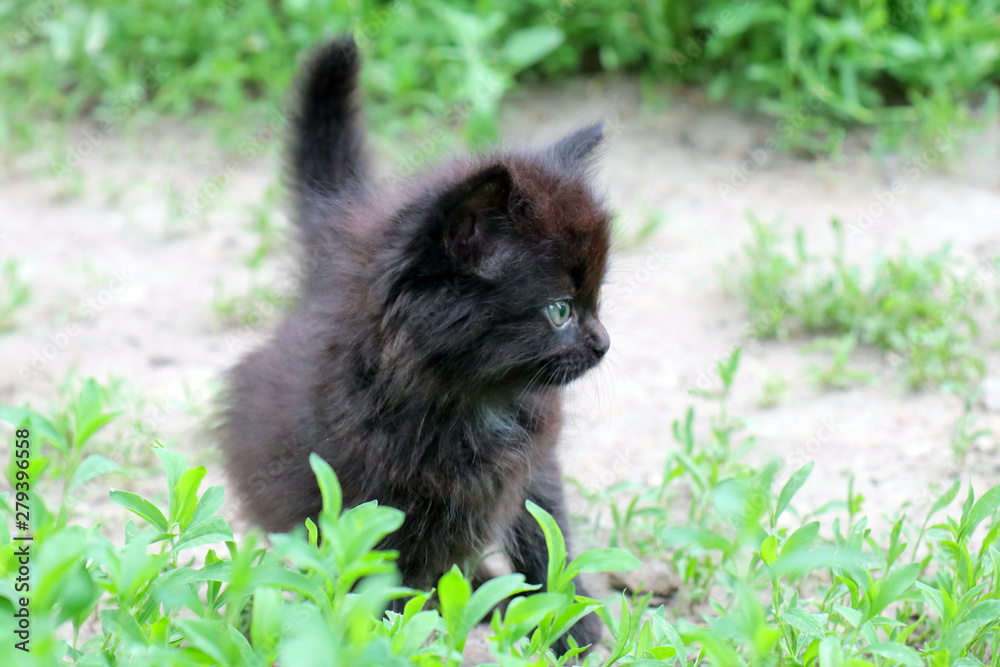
xmin=291 ymin=35 xmax=368 ymax=244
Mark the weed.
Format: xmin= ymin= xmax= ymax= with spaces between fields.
xmin=0 ymin=381 xmax=646 ymax=666
xmin=5 ymin=365 xmax=1000 ymax=664
xmin=724 ymin=216 xmax=988 ymax=395
xmin=613 ymin=207 xmax=669 ymax=249
xmin=574 ymin=349 xmax=1000 ymax=665
xmin=241 ymin=188 xmax=286 ymax=271
xmin=806 ymin=334 xmax=878 ymax=389
xmin=757 ymin=371 xmax=788 ymax=408
xmin=211 ymin=278 xmax=287 ymax=331
xmin=949 ymin=388 xmax=992 ymax=464
xmin=3 ymin=1 xmax=998 ymax=155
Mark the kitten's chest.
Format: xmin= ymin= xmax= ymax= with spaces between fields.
xmin=418 ymin=406 xmax=535 ymax=496
xmin=355 ymin=395 xmax=560 ymax=511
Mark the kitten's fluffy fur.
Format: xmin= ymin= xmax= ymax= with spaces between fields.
xmin=220 ymin=35 xmax=611 ymax=652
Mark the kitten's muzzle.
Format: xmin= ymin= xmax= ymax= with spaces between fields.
xmin=587 ymin=320 xmax=610 ymax=359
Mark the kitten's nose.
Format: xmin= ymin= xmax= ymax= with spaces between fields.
xmin=588 ymin=320 xmax=610 ymax=358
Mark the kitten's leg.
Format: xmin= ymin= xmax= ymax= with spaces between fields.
xmin=507 ymin=461 xmax=602 ymax=656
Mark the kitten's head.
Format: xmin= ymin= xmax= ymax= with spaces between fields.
xmin=377 ymin=124 xmax=611 ymax=394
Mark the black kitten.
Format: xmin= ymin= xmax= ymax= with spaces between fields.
xmin=219 ymin=35 xmax=612 ymax=655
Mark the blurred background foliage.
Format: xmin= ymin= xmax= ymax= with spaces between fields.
xmin=2 ymin=0 xmax=999 ymax=153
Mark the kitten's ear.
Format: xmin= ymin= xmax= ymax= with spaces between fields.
xmin=439 ymin=164 xmax=513 ymax=268
xmin=549 ymin=122 xmax=603 ymax=172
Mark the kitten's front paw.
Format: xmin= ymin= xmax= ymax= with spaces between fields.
xmin=553 ymin=610 xmax=603 ymax=658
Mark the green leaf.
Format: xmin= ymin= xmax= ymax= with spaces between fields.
xmin=464 ymin=573 xmax=537 ymax=632
xmin=928 ymin=478 xmax=961 ymax=519
xmin=952 ymin=659 xmax=988 ymax=667
xmin=963 ymin=486 xmax=1000 ymax=538
xmin=718 ymin=347 xmax=742 ymax=389
xmin=866 ymin=641 xmax=922 ymax=667
xmin=309 ymin=453 xmax=342 ymax=517
xmin=154 ymin=447 xmax=188 ymax=512
xmin=779 ymin=522 xmax=820 ymax=560
xmin=783 ymin=607 xmax=828 ymax=639
xmin=392 ymin=610 xmax=441 ymax=656
xmin=75 ymin=414 xmax=116 ymax=451
xmin=834 ymin=604 xmax=863 ymax=627
xmin=959 ymin=483 xmax=976 ymax=529
xmin=564 ymin=547 xmax=640 ymax=587
xmin=605 ymin=594 xmax=636 ymax=664
xmin=74 ymin=379 xmax=117 ymax=448
xmin=437 ymin=565 xmax=471 ymax=648
xmin=526 ymin=500 xmax=567 ymax=592
xmin=965 ymin=599 xmax=1000 ymax=626
xmin=175 ymin=617 xmax=249 ymax=666
xmin=68 ymin=454 xmax=128 ymax=495
xmin=775 ymin=462 xmax=814 ymax=525
xmin=250 ymin=587 xmax=283 ymax=661
xmin=152 ymin=561 xmax=233 ymax=598
xmin=172 ymin=466 xmax=207 ymax=529
xmin=57 ymin=561 xmax=99 ymax=624
xmin=188 ymin=485 xmax=225 ymax=530
xmin=887 ymin=517 xmax=906 ymax=569
xmin=0 ymin=407 xmax=68 ymax=453
xmin=547 ymin=600 xmax=601 ymax=653
xmin=110 ymin=490 xmax=168 ymax=531
xmin=502 ymin=592 xmax=567 ymax=626
xmin=174 ymin=515 xmax=233 ymax=552
xmin=760 ymin=534 xmax=779 ymax=567
xmin=648 ymin=613 xmax=686 ymax=664
xmin=502 ymin=26 xmax=564 ymax=69
xmin=915 ymin=581 xmax=944 ymax=618
xmin=333 ymin=501 xmax=404 ymax=564
xmin=869 ymin=563 xmax=921 ymax=619
xmin=941 ymin=620 xmax=980 ymax=657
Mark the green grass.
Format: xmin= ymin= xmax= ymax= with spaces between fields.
xmin=2 ymin=1 xmax=999 ymax=156
xmin=757 ymin=371 xmax=789 ymax=407
xmin=722 ymin=215 xmax=990 ymax=393
xmin=805 ymin=334 xmax=879 ymax=389
xmin=211 ymin=278 xmax=288 ymax=331
xmin=612 ymin=207 xmax=670 ymax=248
xmin=3 ymin=357 xmax=1000 ymax=665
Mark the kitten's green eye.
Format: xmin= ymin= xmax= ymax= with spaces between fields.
xmin=545 ymin=301 xmax=572 ymax=327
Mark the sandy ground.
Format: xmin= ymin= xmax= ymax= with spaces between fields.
xmin=2 ymin=75 xmax=1000 ymax=658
